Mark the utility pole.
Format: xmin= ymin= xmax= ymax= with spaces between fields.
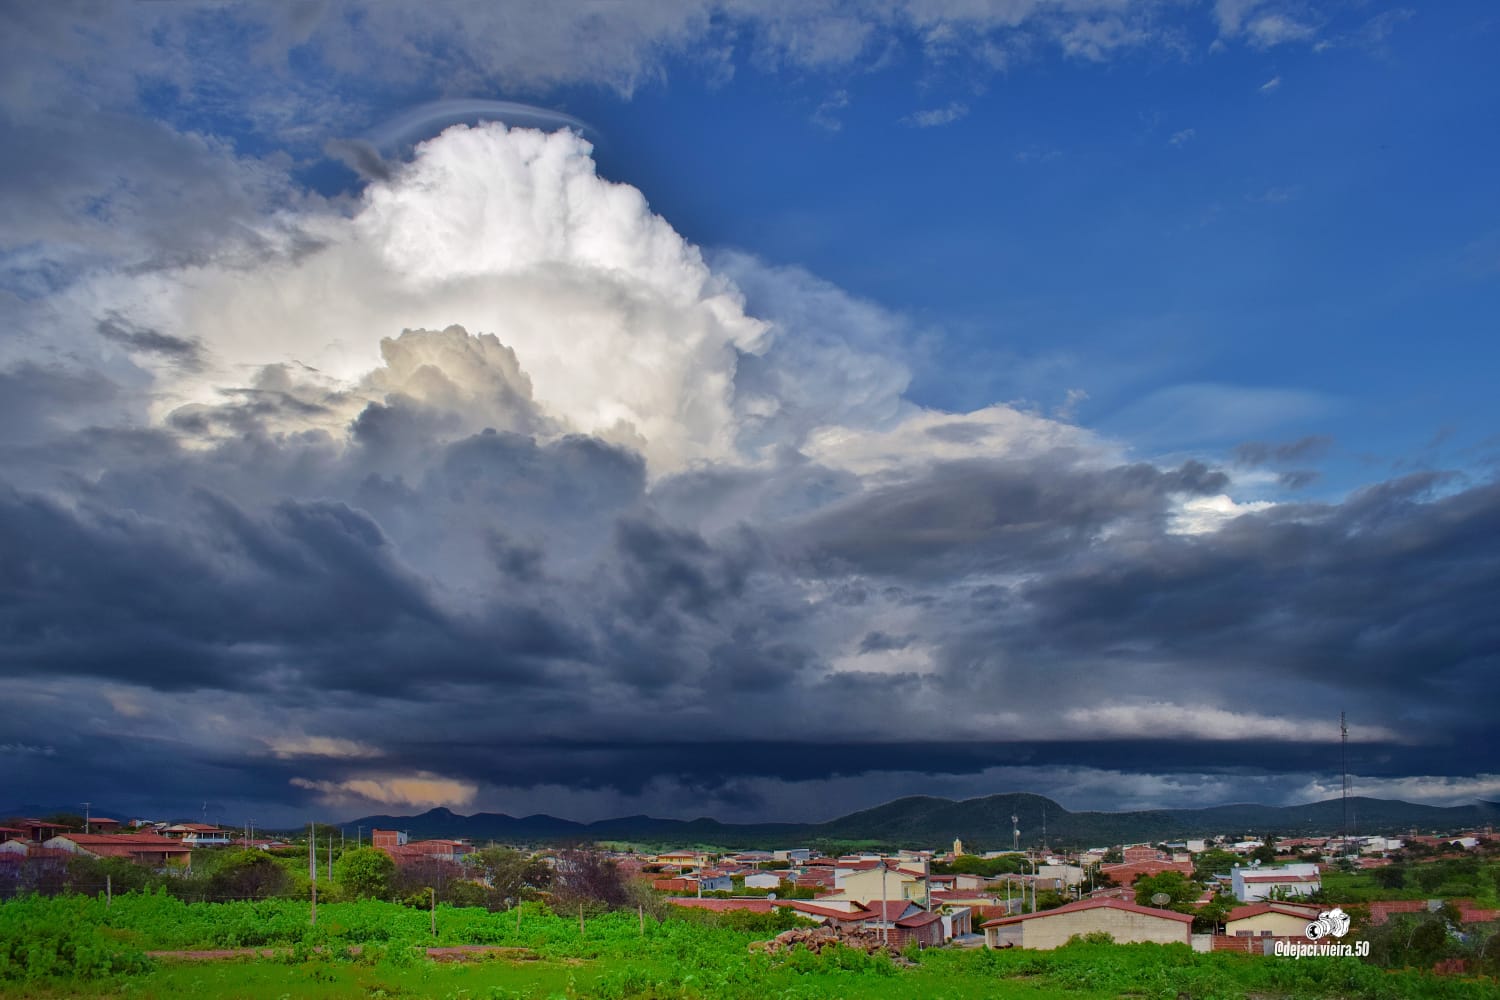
xmin=82 ymin=802 xmax=91 ymax=835
xmin=1340 ymin=712 xmax=1350 ymax=858
xmin=308 ymin=822 xmax=317 ymax=926
xmin=357 ymin=825 xmax=363 ymax=849
xmin=879 ymin=860 xmax=889 ymax=946
xmin=328 ymin=832 xmax=333 ymax=880
xmin=430 ymin=887 xmax=436 ymax=937
xmin=1012 ymin=814 xmax=1019 ymax=853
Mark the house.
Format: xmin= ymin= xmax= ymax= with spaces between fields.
xmin=1230 ymin=863 xmax=1320 ymax=903
xmin=936 ymin=905 xmax=975 ymax=941
xmin=655 ymin=849 xmax=710 ymax=867
xmin=85 ymin=818 xmax=122 ymax=834
xmin=162 ymin=824 xmax=230 ymax=846
xmin=44 ymin=833 xmax=193 ymax=867
xmin=16 ymin=819 xmax=65 ymax=843
xmin=982 ymin=898 xmax=1194 ymax=950
xmin=1038 ymin=864 xmax=1086 ymax=888
xmin=773 ymin=848 xmax=812 ymax=863
xmin=827 ymin=864 xmax=926 ymax=905
xmin=1123 ymin=846 xmax=1167 ymax=863
xmin=729 ymin=851 xmax=774 ymax=865
xmin=0 ymin=827 xmax=26 ymax=844
xmin=371 ymin=829 xmax=408 ymax=849
xmin=745 ymin=872 xmax=781 ymax=890
xmin=1223 ymin=902 xmax=1322 ymax=938
xmin=696 ymin=872 xmax=733 ymax=893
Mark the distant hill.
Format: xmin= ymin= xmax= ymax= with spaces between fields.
xmin=342 ymin=794 xmax=1500 ymax=850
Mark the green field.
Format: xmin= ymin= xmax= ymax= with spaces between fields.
xmin=3 ymin=892 xmax=1495 ymax=999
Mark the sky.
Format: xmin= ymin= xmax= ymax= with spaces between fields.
xmin=2 ymin=1 xmax=1498 ymax=830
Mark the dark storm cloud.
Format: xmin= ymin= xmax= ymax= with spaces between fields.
xmin=859 ymin=630 xmax=914 ymax=653
xmin=1007 ymin=475 xmax=1500 ymax=707
xmin=788 ymin=458 xmax=1227 ymax=578
xmin=97 ymin=314 xmax=204 ymax=369
xmin=0 ymin=363 xmax=117 ymax=443
xmin=2 ymin=4 xmax=1493 ymax=823
xmin=1278 ymin=468 xmax=1320 ymax=490
xmin=1234 ymin=434 xmax=1333 ymax=466
xmin=284 ymin=731 xmax=1500 ymax=797
xmin=3 ymin=341 xmax=1498 ymax=820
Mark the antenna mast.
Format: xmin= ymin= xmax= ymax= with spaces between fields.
xmin=1012 ymin=814 xmax=1019 ymax=852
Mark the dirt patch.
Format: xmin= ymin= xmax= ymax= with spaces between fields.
xmin=146 ymin=944 xmax=539 ymax=963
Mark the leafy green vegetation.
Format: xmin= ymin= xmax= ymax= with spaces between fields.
xmin=3 ymin=891 xmax=1497 ymax=999
xmin=1319 ymin=858 xmax=1500 ymax=904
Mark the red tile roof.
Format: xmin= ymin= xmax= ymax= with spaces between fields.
xmin=786 ymin=901 xmax=875 ymax=922
xmin=1225 ymin=903 xmax=1321 ymax=922
xmin=56 ymin=833 xmax=186 ymax=847
xmin=982 ymin=897 xmax=1195 ymax=928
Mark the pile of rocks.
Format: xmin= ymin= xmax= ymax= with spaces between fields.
xmin=753 ymin=924 xmax=906 ymax=959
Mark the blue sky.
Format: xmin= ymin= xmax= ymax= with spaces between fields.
xmin=1 ymin=2 xmax=1498 ymax=826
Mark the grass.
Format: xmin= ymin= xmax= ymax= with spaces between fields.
xmin=4 ymin=893 xmax=1496 ymax=999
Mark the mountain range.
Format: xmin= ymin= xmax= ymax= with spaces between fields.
xmin=339 ymin=793 xmax=1500 ymax=849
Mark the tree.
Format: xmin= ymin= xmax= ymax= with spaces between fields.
xmin=1372 ymin=865 xmax=1407 ymax=890
xmin=470 ymin=847 xmax=552 ymax=906
xmin=66 ymin=855 xmax=158 ymax=895
xmin=1133 ymin=871 xmax=1198 ymax=913
xmin=1192 ymin=850 xmax=1241 ymax=882
xmin=1193 ymin=895 xmax=1233 ymax=933
xmin=1412 ymin=864 xmax=1445 ymax=893
xmin=392 ymin=856 xmax=466 ymax=906
xmin=205 ymin=850 xmax=290 ymax=900
xmin=550 ymin=847 xmax=628 ymax=912
xmin=333 ymin=847 xmax=395 ymax=900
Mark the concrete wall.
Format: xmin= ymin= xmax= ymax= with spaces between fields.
xmin=836 ymin=868 xmax=920 ymax=904
xmin=1226 ymin=911 xmax=1313 ymax=937
xmin=1019 ymin=908 xmax=1190 ymax=950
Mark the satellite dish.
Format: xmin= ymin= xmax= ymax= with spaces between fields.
xmin=1150 ymin=892 xmax=1172 ymax=907
xmin=767 ymin=892 xmax=777 ymax=900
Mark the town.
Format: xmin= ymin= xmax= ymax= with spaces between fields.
xmin=4 ymin=808 xmax=1496 ymax=971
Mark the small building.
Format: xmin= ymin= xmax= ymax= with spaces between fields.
xmin=1038 ymin=864 xmax=1086 ymax=888
xmin=655 ymin=849 xmax=710 ymax=867
xmin=1231 ymin=863 xmax=1321 ymax=903
xmin=371 ymin=829 xmax=409 ymax=849
xmin=829 ymin=865 xmax=925 ymax=905
xmin=982 ymin=898 xmax=1194 ymax=950
xmin=696 ymin=872 xmax=733 ymax=893
xmin=745 ymin=872 xmax=781 ymax=890
xmin=45 ymin=833 xmax=193 ymax=867
xmin=1224 ymin=902 xmax=1321 ymax=938
xmin=16 ymin=819 xmax=65 ymax=843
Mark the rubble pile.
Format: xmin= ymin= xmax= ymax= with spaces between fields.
xmin=753 ymin=924 xmax=911 ymax=962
